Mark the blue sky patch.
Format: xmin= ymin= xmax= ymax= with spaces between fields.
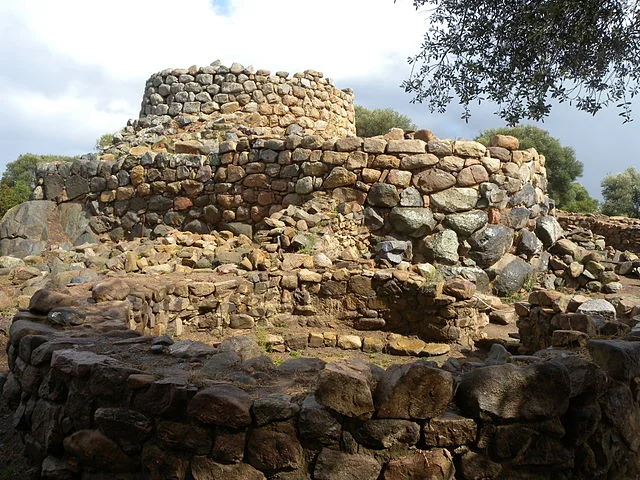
xmin=210 ymin=0 xmax=232 ymax=16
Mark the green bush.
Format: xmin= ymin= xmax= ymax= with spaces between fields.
xmin=601 ymin=167 xmax=640 ymax=218
xmin=95 ymin=133 xmax=114 ymax=151
xmin=355 ymin=106 xmax=416 ymax=137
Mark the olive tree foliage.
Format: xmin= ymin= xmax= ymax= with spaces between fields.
xmin=475 ymin=125 xmax=597 ymax=211
xmin=355 ymin=105 xmax=417 ymax=137
xmin=0 ymin=153 xmax=75 ymax=218
xmin=601 ymin=167 xmax=640 ymax=217
xmin=402 ymin=0 xmax=640 ymax=124
xmin=95 ymin=133 xmax=114 ymax=151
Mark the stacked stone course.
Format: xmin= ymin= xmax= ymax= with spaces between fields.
xmin=139 ymin=61 xmax=355 ymax=139
xmin=4 ymin=288 xmax=640 ymax=479
xmin=557 ymin=211 xmax=640 ymax=254
xmin=33 ymin=130 xmax=551 ymax=278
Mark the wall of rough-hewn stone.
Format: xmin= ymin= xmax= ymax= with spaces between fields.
xmin=557 ymin=212 xmax=640 ymax=254
xmin=138 ymin=61 xmax=355 ymax=139
xmin=33 ymin=132 xmax=552 ymax=273
xmin=4 ymin=291 xmax=640 ymax=479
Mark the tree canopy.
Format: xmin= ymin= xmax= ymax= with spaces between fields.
xmin=475 ymin=125 xmax=597 ymax=212
xmin=355 ymin=105 xmax=417 ymax=137
xmin=601 ymin=167 xmax=640 ymax=217
xmin=403 ymin=0 xmax=640 ymax=124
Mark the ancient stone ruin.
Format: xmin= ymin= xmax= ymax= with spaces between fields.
xmin=2 ymin=62 xmax=640 ymax=479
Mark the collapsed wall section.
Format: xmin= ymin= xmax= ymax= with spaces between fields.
xmin=139 ymin=61 xmax=356 ymax=139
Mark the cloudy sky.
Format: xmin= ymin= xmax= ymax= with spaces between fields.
xmin=1 ymin=0 xmax=637 ymax=199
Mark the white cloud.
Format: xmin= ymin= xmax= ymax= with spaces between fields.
xmin=2 ymin=0 xmax=426 ymax=81
xmin=0 ymin=0 xmax=635 ymax=200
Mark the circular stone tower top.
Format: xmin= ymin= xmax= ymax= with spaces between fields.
xmin=139 ymin=60 xmax=356 ymax=139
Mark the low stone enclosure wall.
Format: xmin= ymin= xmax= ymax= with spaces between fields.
xmin=4 ymin=285 xmax=640 ymax=479
xmin=33 ymin=131 xmax=552 ymax=270
xmin=139 ymin=61 xmax=356 ymax=139
xmin=557 ymin=212 xmax=640 ymax=254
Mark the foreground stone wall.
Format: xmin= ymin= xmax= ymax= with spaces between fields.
xmin=557 ymin=212 xmax=640 ymax=254
xmin=3 ymin=289 xmax=640 ymax=479
xmin=33 ymin=132 xmax=551 ymax=272
xmin=139 ymin=61 xmax=356 ymax=139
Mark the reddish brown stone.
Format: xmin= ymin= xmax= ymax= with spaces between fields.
xmin=174 ymin=197 xmax=193 ymax=211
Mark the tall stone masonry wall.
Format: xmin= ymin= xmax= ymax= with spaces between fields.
xmin=33 ymin=131 xmax=551 ymax=270
xmin=139 ymin=61 xmax=356 ymax=139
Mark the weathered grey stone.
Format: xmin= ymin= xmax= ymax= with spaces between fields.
xmin=315 ymin=359 xmax=376 ymax=419
xmin=588 ymin=340 xmax=640 ymax=381
xmin=297 ymin=396 xmax=341 ymax=446
xmin=188 ymin=385 xmax=252 ymax=428
xmin=346 ymin=418 xmax=420 ymax=449
xmin=468 ymin=225 xmax=515 ymax=268
xmin=94 ymin=408 xmax=152 ymax=449
xmin=457 ymin=361 xmax=571 ymax=420
xmin=375 ymin=240 xmax=412 ymax=264
xmin=509 ymin=183 xmax=537 ymax=207
xmin=535 ymin=216 xmax=563 ymax=247
xmin=443 ymin=210 xmax=488 ymax=237
xmin=423 ymin=229 xmax=459 ymax=265
xmin=430 ymin=188 xmax=479 ymax=213
xmin=399 ymin=186 xmax=423 ymax=207
xmin=367 ymin=183 xmax=400 ymax=207
xmin=375 ymin=361 xmax=453 ymax=419
xmin=502 ymin=207 xmax=530 ymax=229
xmin=252 ymin=394 xmax=300 ymax=427
xmin=493 ymin=257 xmax=534 ymax=296
xmin=364 ymin=207 xmax=384 ymax=230
xmin=577 ymin=299 xmax=616 ymax=321
xmin=389 ymin=207 xmax=436 ymax=237
xmin=246 ymin=422 xmax=304 ymax=473
xmin=516 ymin=229 xmax=543 ymax=256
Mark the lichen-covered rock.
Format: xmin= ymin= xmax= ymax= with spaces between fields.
xmin=468 ymin=225 xmax=514 ymax=268
xmin=389 ymin=207 xmax=436 ymax=237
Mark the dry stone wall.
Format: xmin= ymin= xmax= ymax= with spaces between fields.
xmin=4 ymin=287 xmax=640 ymax=479
xmin=557 ymin=212 xmax=640 ymax=254
xmin=139 ymin=61 xmax=356 ymax=139
xmin=33 ymin=132 xmax=551 ymax=276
